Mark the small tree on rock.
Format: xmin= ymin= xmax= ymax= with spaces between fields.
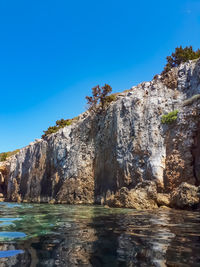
xmin=163 ymin=46 xmax=200 ymax=74
xmin=86 ymin=84 xmax=112 ymax=112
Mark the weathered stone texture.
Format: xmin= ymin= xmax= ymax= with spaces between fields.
xmin=170 ymin=182 xmax=200 ymax=209
xmin=0 ymin=59 xmax=200 ymax=209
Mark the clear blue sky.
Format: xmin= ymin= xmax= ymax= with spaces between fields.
xmin=0 ymin=0 xmax=199 ymax=152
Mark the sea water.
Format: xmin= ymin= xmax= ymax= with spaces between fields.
xmin=0 ymin=202 xmax=199 ymax=266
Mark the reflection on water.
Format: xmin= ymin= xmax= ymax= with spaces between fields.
xmin=0 ymin=202 xmax=199 ymax=266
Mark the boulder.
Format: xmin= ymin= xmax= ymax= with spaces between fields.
xmin=170 ymin=182 xmax=200 ymax=209
xmin=107 ymin=181 xmax=158 ymax=210
xmin=157 ymin=193 xmax=170 ymax=206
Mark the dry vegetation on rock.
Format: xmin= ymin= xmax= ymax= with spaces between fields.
xmin=0 ymin=149 xmax=20 ymax=162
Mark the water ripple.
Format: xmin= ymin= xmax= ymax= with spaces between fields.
xmin=0 ymin=202 xmax=199 ymax=266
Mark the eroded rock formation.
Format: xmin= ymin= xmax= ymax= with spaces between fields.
xmin=0 ymin=59 xmax=200 ymax=209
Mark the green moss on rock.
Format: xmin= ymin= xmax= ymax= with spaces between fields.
xmin=161 ymin=110 xmax=178 ymax=124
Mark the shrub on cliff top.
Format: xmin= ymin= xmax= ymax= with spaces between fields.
xmin=163 ymin=46 xmax=200 ymax=74
xmin=161 ymin=110 xmax=178 ymax=124
xmin=0 ymin=149 xmax=20 ymax=162
xmin=42 ymin=118 xmax=72 ymax=138
xmin=42 ymin=117 xmax=80 ymax=138
xmin=104 ymin=94 xmax=117 ymax=104
xmin=0 ymin=153 xmax=8 ymax=162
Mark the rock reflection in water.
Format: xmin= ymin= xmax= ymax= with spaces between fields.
xmin=0 ymin=203 xmax=199 ymax=266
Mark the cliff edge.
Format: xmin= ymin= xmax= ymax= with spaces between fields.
xmin=1 ymin=59 xmax=200 ymax=209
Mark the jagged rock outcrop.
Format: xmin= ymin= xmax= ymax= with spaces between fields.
xmin=0 ymin=59 xmax=200 ymax=209
xmin=156 ymin=193 xmax=170 ymax=207
xmin=105 ymin=181 xmax=158 ymax=209
xmin=170 ymin=182 xmax=200 ymax=209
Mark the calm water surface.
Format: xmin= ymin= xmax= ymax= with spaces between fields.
xmin=0 ymin=202 xmax=199 ymax=266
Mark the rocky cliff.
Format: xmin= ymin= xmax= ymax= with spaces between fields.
xmin=0 ymin=59 xmax=200 ymax=209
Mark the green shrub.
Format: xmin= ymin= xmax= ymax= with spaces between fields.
xmin=56 ymin=119 xmax=72 ymax=127
xmin=105 ymin=94 xmax=117 ymax=104
xmin=0 ymin=153 xmax=8 ymax=162
xmin=42 ymin=118 xmax=74 ymax=138
xmin=161 ymin=110 xmax=178 ymax=124
xmin=163 ymin=46 xmax=200 ymax=74
xmin=0 ymin=149 xmax=20 ymax=162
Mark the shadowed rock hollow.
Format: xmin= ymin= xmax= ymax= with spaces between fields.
xmin=0 ymin=59 xmax=200 ymax=209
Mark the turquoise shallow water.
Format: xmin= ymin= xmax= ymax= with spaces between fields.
xmin=0 ymin=202 xmax=200 ymax=266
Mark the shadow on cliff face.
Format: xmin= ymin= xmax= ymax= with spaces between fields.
xmin=191 ymin=122 xmax=200 ymax=186
xmin=0 ymin=166 xmax=8 ymax=198
xmin=92 ymin=105 xmax=138 ymax=203
xmin=8 ymin=141 xmax=63 ymax=203
xmin=40 ymin=150 xmax=62 ymax=200
xmin=92 ymin=110 xmax=120 ymax=201
xmin=191 ymin=60 xmax=200 ymax=186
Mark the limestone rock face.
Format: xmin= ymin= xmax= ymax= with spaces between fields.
xmin=0 ymin=59 xmax=200 ymax=209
